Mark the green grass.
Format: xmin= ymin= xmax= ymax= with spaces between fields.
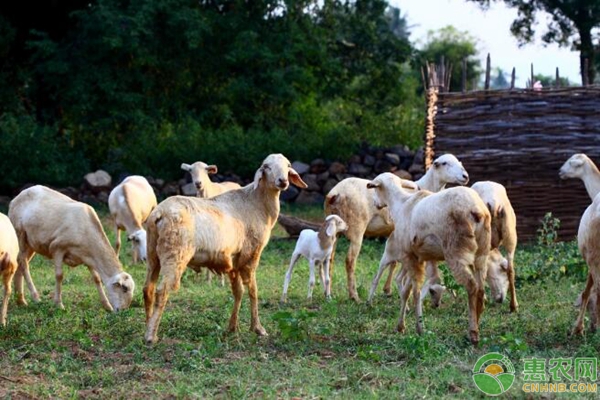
xmin=1 ymin=207 xmax=599 ymax=398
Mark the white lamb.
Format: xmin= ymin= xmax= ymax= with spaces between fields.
xmin=108 ymin=175 xmax=157 ymax=263
xmin=9 ymin=186 xmax=135 ymax=311
xmin=326 ymin=153 xmax=469 ymax=302
xmin=181 ymin=161 xmax=241 ymax=198
xmin=0 ymin=213 xmax=19 ymax=326
xmin=280 ymin=215 xmax=348 ymax=303
xmin=559 ymin=153 xmax=600 ymax=199
xmin=367 ymin=173 xmax=491 ymax=345
xmin=143 ymin=154 xmax=307 ymax=344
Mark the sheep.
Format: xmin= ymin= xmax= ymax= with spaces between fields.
xmin=559 ymin=153 xmax=600 ymax=200
xmin=0 ymin=213 xmax=19 ymax=326
xmin=366 ymin=173 xmax=491 ymax=345
xmin=108 ymin=175 xmax=157 ymax=263
xmin=143 ymin=154 xmax=307 ymax=344
xmin=326 ymin=153 xmax=469 ymax=302
xmin=572 ymin=194 xmax=600 ymax=335
xmin=471 ymin=181 xmax=518 ymax=311
xmin=181 ymin=161 xmax=241 ymax=198
xmin=280 ymin=215 xmax=348 ymax=303
xmin=8 ymin=185 xmax=135 ymax=311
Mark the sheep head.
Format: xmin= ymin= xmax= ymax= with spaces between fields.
xmin=324 ymin=214 xmax=347 ymax=236
xmin=559 ymin=154 xmax=590 ymax=180
xmin=106 ymin=272 xmax=135 ymax=312
xmin=181 ymin=161 xmax=218 ymax=197
xmin=432 ymin=154 xmax=469 ymax=186
xmin=367 ymin=173 xmax=416 ymax=210
xmin=486 ymin=248 xmax=509 ymax=304
xmin=253 ymin=154 xmax=307 ymax=191
xmin=127 ymin=229 xmax=148 ymax=262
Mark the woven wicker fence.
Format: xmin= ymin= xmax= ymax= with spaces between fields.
xmin=425 ymin=86 xmax=600 ymax=241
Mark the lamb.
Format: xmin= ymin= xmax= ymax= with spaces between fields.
xmin=367 ymin=173 xmax=491 ymax=345
xmin=326 ymin=153 xmax=469 ymax=302
xmin=143 ymin=154 xmax=307 ymax=344
xmin=8 ymin=186 xmax=135 ymax=311
xmin=108 ymin=175 xmax=157 ymax=263
xmin=559 ymin=153 xmax=600 ymax=200
xmin=181 ymin=161 xmax=241 ymax=198
xmin=572 ymin=194 xmax=600 ymax=335
xmin=280 ymin=215 xmax=348 ymax=303
xmin=0 ymin=213 xmax=19 ymax=326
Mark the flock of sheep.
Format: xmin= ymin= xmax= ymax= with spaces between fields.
xmin=0 ymin=152 xmax=598 ymax=346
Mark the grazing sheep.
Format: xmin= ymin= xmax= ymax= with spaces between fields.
xmin=326 ymin=154 xmax=469 ymax=302
xmin=559 ymin=153 xmax=600 ymax=200
xmin=280 ymin=215 xmax=348 ymax=303
xmin=108 ymin=175 xmax=157 ymax=263
xmin=572 ymin=194 xmax=600 ymax=335
xmin=143 ymin=154 xmax=307 ymax=344
xmin=181 ymin=161 xmax=241 ymax=198
xmin=471 ymin=181 xmax=518 ymax=311
xmin=0 ymin=213 xmax=19 ymax=326
xmin=367 ymin=173 xmax=490 ymax=345
xmin=9 ymin=186 xmax=135 ymax=311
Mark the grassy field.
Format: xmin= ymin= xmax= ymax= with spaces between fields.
xmin=1 ymin=206 xmax=599 ymax=398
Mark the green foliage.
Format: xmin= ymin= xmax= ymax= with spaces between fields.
xmin=532 ymin=73 xmax=572 ymax=88
xmin=271 ymin=309 xmax=317 ymax=341
xmin=418 ymin=26 xmax=481 ymax=91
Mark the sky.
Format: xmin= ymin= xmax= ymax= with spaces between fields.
xmin=393 ymin=0 xmax=582 ymax=87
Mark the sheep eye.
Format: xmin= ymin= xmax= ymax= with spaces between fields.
xmin=441 ymin=162 xmax=447 ymax=166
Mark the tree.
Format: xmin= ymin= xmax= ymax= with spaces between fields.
xmin=419 ymin=26 xmax=481 ymax=92
xmin=491 ymin=67 xmax=510 ymax=89
xmin=468 ymin=0 xmax=600 ymax=85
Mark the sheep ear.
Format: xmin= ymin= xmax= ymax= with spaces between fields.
xmin=253 ymin=166 xmax=265 ymax=190
xmin=289 ymin=168 xmax=308 ymax=189
xmin=206 ymin=165 xmax=218 ymax=175
xmin=401 ymin=180 xmax=418 ymax=191
xmin=498 ymin=206 xmax=505 ymax=218
xmin=570 ymin=158 xmax=584 ymax=167
xmin=181 ymin=163 xmax=192 ymax=172
xmin=366 ymin=181 xmax=380 ymax=189
xmin=326 ymin=221 xmax=336 ymax=237
xmin=501 ymin=260 xmax=509 ymax=271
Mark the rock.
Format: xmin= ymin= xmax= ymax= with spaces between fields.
xmin=96 ymin=191 xmax=109 ymax=204
xmin=181 ymin=182 xmax=197 ymax=196
xmin=329 ymin=162 xmax=346 ymax=175
xmin=393 ymin=169 xmax=412 ymax=180
xmin=348 ymin=163 xmax=371 ymax=176
xmin=348 ymin=154 xmax=361 ymax=164
xmin=413 ymin=147 xmax=425 ymax=165
xmin=154 ymin=178 xmax=165 ymax=189
xmin=280 ymin=185 xmax=300 ymax=202
xmin=310 ymin=158 xmax=327 ymax=174
xmin=0 ymin=196 xmax=11 ymax=206
xmin=323 ymin=178 xmax=339 ymax=194
xmin=389 ymin=144 xmax=414 ymax=158
xmin=79 ymin=194 xmax=101 ymax=207
xmin=409 ymin=163 xmax=425 ymax=175
xmin=162 ymin=183 xmax=180 ymax=197
xmin=374 ymin=160 xmax=393 ymax=174
xmin=385 ymin=153 xmax=400 ymax=166
xmin=56 ymin=187 xmax=79 ymax=200
xmin=292 ymin=161 xmax=310 ymax=175
xmin=302 ymin=174 xmax=321 ymax=192
xmin=317 ymin=171 xmax=330 ymax=184
xmin=295 ymin=190 xmax=325 ymax=205
xmin=363 ymin=154 xmax=376 ymax=166
xmin=83 ymin=170 xmax=112 ymax=193
xmin=374 ymin=150 xmax=385 ymax=160
xmin=145 ymin=176 xmax=156 ymax=186
xmin=178 ymin=178 xmax=188 ymax=187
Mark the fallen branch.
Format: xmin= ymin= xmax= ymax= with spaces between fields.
xmin=277 ymin=214 xmax=321 ymax=237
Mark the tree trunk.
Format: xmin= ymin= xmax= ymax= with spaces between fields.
xmin=578 ymin=26 xmax=595 ymax=85
xmin=277 ymin=214 xmax=321 ymax=237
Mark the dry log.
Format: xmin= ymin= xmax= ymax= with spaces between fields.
xmin=277 ymin=214 xmax=321 ymax=237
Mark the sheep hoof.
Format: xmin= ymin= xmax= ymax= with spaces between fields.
xmin=510 ymin=303 xmax=519 ymax=313
xmin=397 ymin=324 xmax=405 ymax=334
xmin=254 ymin=326 xmax=268 ymax=336
xmin=144 ymin=335 xmax=158 ymax=346
xmin=16 ymin=298 xmax=28 ymax=306
xmin=470 ymin=331 xmax=480 ymax=346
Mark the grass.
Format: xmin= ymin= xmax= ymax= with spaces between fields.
xmin=1 ymin=206 xmax=599 ymax=398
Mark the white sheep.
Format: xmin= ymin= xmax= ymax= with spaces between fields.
xmin=9 ymin=185 xmax=135 ymax=311
xmin=143 ymin=154 xmax=307 ymax=344
xmin=572 ymin=194 xmax=600 ymax=335
xmin=181 ymin=161 xmax=241 ymax=198
xmin=108 ymin=175 xmax=157 ymax=263
xmin=326 ymin=153 xmax=469 ymax=302
xmin=280 ymin=215 xmax=348 ymax=303
xmin=367 ymin=173 xmax=491 ymax=345
xmin=559 ymin=153 xmax=600 ymax=200
xmin=0 ymin=213 xmax=19 ymax=326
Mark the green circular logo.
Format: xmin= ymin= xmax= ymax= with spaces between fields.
xmin=472 ymin=352 xmax=515 ymax=396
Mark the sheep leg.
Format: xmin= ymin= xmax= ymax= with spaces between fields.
xmin=131 ymin=245 xmax=139 ymax=264
xmin=382 ymin=262 xmax=398 ymax=297
xmin=396 ymin=261 xmax=414 ymax=334
xmin=227 ymin=271 xmax=244 ymax=334
xmin=322 ymin=258 xmax=331 ymax=300
xmin=345 ymin=236 xmax=363 ymax=302
xmin=327 ymin=240 xmax=337 ymax=294
xmin=368 ymin=248 xmax=396 ymax=303
xmin=506 ymin=248 xmax=518 ymax=313
xmin=52 ymin=254 xmax=65 ymax=310
xmin=143 ymin=246 xmax=162 ymax=323
xmin=245 ymin=269 xmax=267 ymax=336
xmin=114 ymin=224 xmax=122 ymax=256
xmin=205 ymin=269 xmax=213 ymax=284
xmin=87 ymin=266 xmax=113 ymax=312
xmin=15 ymin=245 xmax=38 ymax=305
xmin=281 ymin=252 xmax=300 ymax=304
xmin=412 ymin=261 xmax=426 ymax=335
xmin=1 ymin=260 xmax=17 ymax=327
xmin=572 ymin=273 xmax=593 ymax=336
xmin=307 ymin=259 xmax=316 ymax=300
xmin=592 ymin=280 xmax=600 ymax=333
